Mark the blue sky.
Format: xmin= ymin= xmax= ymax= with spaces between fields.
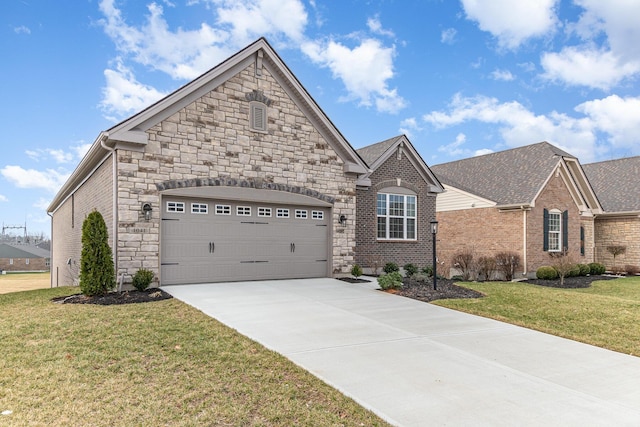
xmin=2 ymin=0 xmax=639 ymax=237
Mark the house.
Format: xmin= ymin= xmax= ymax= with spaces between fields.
xmin=430 ymin=142 xmax=602 ymax=278
xmin=0 ymin=243 xmax=50 ymax=272
xmin=583 ymin=157 xmax=640 ymax=270
xmin=47 ymin=38 xmax=380 ymax=287
xmin=355 ymin=135 xmax=443 ymax=271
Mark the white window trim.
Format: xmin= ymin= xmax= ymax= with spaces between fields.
xmin=276 ymin=208 xmax=290 ymax=218
xmin=376 ymin=193 xmax=417 ymax=241
xmin=191 ymin=203 xmax=208 ymax=214
xmin=548 ymin=209 xmax=562 ymax=252
xmin=258 ymin=207 xmax=272 ymax=217
xmin=215 ymin=204 xmax=231 ymax=215
xmin=237 ymin=206 xmax=252 ymax=216
xmin=295 ymin=209 xmax=308 ymax=219
xmin=312 ymin=210 xmax=324 ymax=220
xmin=166 ymin=201 xmax=185 ymax=213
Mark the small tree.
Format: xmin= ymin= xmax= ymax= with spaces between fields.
xmin=477 ymin=256 xmax=497 ymax=281
xmin=549 ymin=249 xmax=575 ymax=287
xmin=451 ymin=249 xmax=476 ymax=281
xmin=606 ymin=245 xmax=626 ymax=273
xmin=350 ymin=264 xmax=363 ymax=279
xmin=80 ymin=210 xmax=116 ymax=296
xmin=132 ymin=268 xmax=155 ymax=291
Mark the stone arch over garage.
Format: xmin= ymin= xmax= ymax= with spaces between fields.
xmin=156 ymin=176 xmax=335 ymax=205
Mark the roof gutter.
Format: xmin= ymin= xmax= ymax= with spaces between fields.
xmin=594 ymin=211 xmax=640 ymax=218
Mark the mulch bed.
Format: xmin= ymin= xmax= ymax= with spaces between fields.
xmin=52 ymin=288 xmax=173 ymax=305
xmin=521 ymin=274 xmax=620 ymax=289
xmin=396 ymin=278 xmax=485 ymax=302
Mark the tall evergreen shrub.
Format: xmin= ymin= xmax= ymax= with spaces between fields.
xmin=80 ymin=210 xmax=116 ymax=296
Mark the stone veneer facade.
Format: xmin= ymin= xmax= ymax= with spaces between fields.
xmin=112 ymin=61 xmax=357 ymax=283
xmin=594 ymin=216 xmax=640 ymax=270
xmin=355 ymin=151 xmax=437 ymax=270
xmin=435 ymin=172 xmax=595 ymax=278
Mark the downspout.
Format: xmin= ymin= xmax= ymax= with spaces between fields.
xmin=47 ymin=212 xmax=53 ymax=288
xmin=522 ymin=207 xmax=527 ymax=277
xmin=100 ymin=133 xmax=118 ymax=279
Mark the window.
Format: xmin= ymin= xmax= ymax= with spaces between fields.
xmin=9 ymin=259 xmax=13 ymax=265
xmin=249 ymin=102 xmax=267 ymax=132
xmin=191 ymin=203 xmax=208 ymax=214
xmin=215 ymin=205 xmax=231 ymax=215
xmin=295 ymin=209 xmax=308 ymax=219
xmin=26 ymin=259 xmax=30 ymax=265
xmin=45 ymin=258 xmax=51 ymax=267
xmin=237 ymin=206 xmax=251 ymax=216
xmin=276 ymin=208 xmax=289 ymax=218
xmin=543 ymin=209 xmax=568 ymax=252
xmin=167 ymin=201 xmax=185 ymax=213
xmin=376 ymin=193 xmax=417 ymax=240
xmin=258 ymin=207 xmax=272 ymax=217
xmin=312 ymin=210 xmax=324 ymax=220
xmin=580 ymin=226 xmax=585 ymax=256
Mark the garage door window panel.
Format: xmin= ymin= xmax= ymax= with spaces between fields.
xmin=191 ymin=203 xmax=208 ymax=214
xmin=167 ymin=201 xmax=185 ymax=213
xmin=277 ymin=208 xmax=289 ymax=218
xmin=237 ymin=206 xmax=251 ymax=216
xmin=295 ymin=209 xmax=308 ymax=219
xmin=215 ymin=205 xmax=231 ymax=215
xmin=258 ymin=207 xmax=272 ymax=217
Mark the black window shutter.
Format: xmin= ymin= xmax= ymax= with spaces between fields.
xmin=543 ymin=208 xmax=549 ymax=251
xmin=562 ymin=210 xmax=569 ymax=252
xmin=580 ymin=226 xmax=585 ymax=256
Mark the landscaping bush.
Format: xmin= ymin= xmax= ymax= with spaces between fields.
xmin=350 ymin=264 xmax=363 ymax=279
xmin=411 ymin=272 xmax=430 ymax=283
xmin=80 ymin=210 xmax=116 ymax=297
xmin=588 ymin=262 xmax=606 ymax=275
xmin=625 ymin=265 xmax=640 ymax=275
xmin=495 ymin=252 xmax=520 ymax=281
xmin=383 ymin=262 xmax=400 ymax=274
xmin=536 ymin=266 xmax=558 ymax=280
xmin=132 ymin=268 xmax=155 ymax=291
xmin=578 ymin=263 xmax=591 ymax=276
xmin=403 ymin=263 xmax=418 ymax=277
xmin=421 ymin=266 xmax=433 ymax=277
xmin=377 ymin=272 xmax=403 ymax=290
xmin=567 ymin=264 xmax=581 ymax=278
xmin=451 ymin=249 xmax=476 ymax=281
xmin=477 ymin=256 xmax=497 ymax=281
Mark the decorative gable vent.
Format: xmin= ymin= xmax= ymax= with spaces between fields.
xmin=246 ymin=90 xmax=271 ymax=132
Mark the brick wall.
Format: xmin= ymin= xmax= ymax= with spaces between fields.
xmin=594 ymin=216 xmax=640 ymax=270
xmin=527 ymin=173 xmax=586 ymax=272
xmin=356 ymin=150 xmax=437 ymax=270
xmin=0 ymin=258 xmax=48 ymax=272
xmin=114 ymin=60 xmax=357 ymax=281
xmin=51 ymin=155 xmax=114 ymax=287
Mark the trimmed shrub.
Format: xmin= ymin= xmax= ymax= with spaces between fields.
xmin=567 ymin=264 xmax=581 ymax=277
xmin=377 ymin=272 xmax=403 ymax=290
xmin=412 ymin=272 xmax=430 ymax=283
xmin=80 ymin=210 xmax=116 ymax=297
xmin=477 ymin=256 xmax=497 ymax=281
xmin=495 ymin=252 xmax=520 ymax=281
xmin=350 ymin=264 xmax=363 ymax=279
xmin=383 ymin=262 xmax=400 ymax=274
xmin=588 ymin=262 xmax=606 ymax=275
xmin=451 ymin=249 xmax=476 ymax=281
xmin=421 ymin=266 xmax=433 ymax=277
xmin=132 ymin=268 xmax=155 ymax=291
xmin=536 ymin=266 xmax=558 ymax=280
xmin=403 ymin=263 xmax=418 ymax=277
xmin=577 ymin=263 xmax=591 ymax=276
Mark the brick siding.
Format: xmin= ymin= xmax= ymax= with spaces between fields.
xmin=356 ymin=150 xmax=437 ymax=270
xmin=0 ymin=258 xmax=48 ymax=272
xmin=594 ymin=216 xmax=640 ymax=270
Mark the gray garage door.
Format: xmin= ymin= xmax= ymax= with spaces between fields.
xmin=160 ymin=197 xmax=329 ymax=285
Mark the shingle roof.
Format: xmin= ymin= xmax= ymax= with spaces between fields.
xmin=356 ymin=135 xmax=403 ymax=165
xmin=431 ymin=142 xmax=575 ymax=205
xmin=0 ymin=243 xmax=50 ymax=259
xmin=583 ymin=156 xmax=640 ymax=213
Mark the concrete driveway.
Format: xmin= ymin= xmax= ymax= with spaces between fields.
xmin=164 ymin=278 xmax=640 ymax=426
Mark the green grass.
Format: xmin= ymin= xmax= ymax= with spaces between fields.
xmin=0 ymin=287 xmax=390 ymax=426
xmin=434 ymin=276 xmax=640 ymax=356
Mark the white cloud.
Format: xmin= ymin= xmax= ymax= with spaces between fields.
xmin=441 ymin=28 xmax=457 ymax=44
xmin=0 ymin=195 xmax=8 ymax=202
xmin=461 ymin=0 xmax=559 ymax=49
xmin=0 ymin=166 xmax=70 ymax=193
xmin=24 ymin=148 xmax=77 ymax=164
xmin=423 ymin=93 xmax=599 ymax=161
xmin=33 ymin=198 xmax=51 ymax=211
xmin=541 ymin=47 xmax=640 ymax=90
xmin=73 ymin=143 xmax=92 ymax=160
xmin=367 ymin=15 xmax=394 ymax=38
xmin=438 ymin=133 xmax=468 ymax=156
xmin=474 ymin=148 xmax=494 ymax=156
xmin=301 ymin=38 xmax=406 ymax=113
xmin=575 ymin=95 xmax=640 ymax=150
xmin=14 ymin=25 xmax=31 ymax=35
xmin=490 ymin=69 xmax=515 ymax=81
xmin=100 ymin=60 xmax=168 ymax=119
xmin=399 ymin=117 xmax=422 ymax=139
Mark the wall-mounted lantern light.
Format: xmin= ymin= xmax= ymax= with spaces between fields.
xmin=339 ymin=214 xmax=347 ymax=226
xmin=142 ymin=203 xmax=153 ymax=221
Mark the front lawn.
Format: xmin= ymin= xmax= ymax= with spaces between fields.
xmin=0 ymin=272 xmax=50 ymax=294
xmin=434 ymin=276 xmax=640 ymax=356
xmin=0 ymin=287 xmax=389 ymax=426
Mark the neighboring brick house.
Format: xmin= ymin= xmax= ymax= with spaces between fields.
xmin=583 ymin=157 xmax=640 ymax=271
xmin=0 ymin=243 xmax=50 ymax=272
xmin=47 ymin=38 xmax=371 ymax=287
xmin=355 ymin=135 xmax=444 ymax=272
xmin=430 ymin=142 xmax=602 ymax=278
